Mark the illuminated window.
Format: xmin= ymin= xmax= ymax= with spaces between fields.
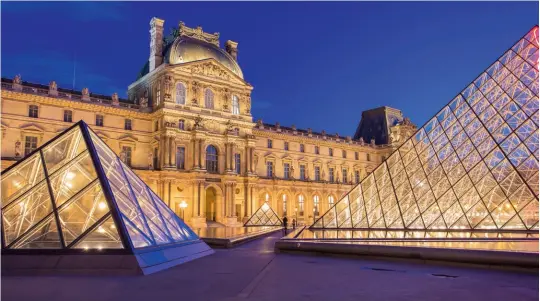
xmin=176 ymin=147 xmax=185 ymax=170
xmin=284 ymin=163 xmax=290 ymax=179
xmin=124 ymin=119 xmax=132 ymax=131
xmin=232 ymin=95 xmax=240 ymax=115
xmin=266 ymin=161 xmax=273 ymax=178
xmin=205 ymin=89 xmax=214 ymax=109
xmin=179 ymin=119 xmax=185 ymax=130
xmin=175 ymin=82 xmax=186 ymax=105
xmin=313 ymin=195 xmax=320 ymax=216
xmin=267 ymin=139 xmax=273 ymax=148
xmin=328 ymin=195 xmax=334 ymax=207
xmin=96 ymin=115 xmax=104 ymax=127
xmin=315 ymin=146 xmax=319 ymax=154
xmin=284 ymin=141 xmax=289 ymax=151
xmin=235 ymin=153 xmax=241 ymax=174
xmin=298 ymin=195 xmax=304 ymax=216
xmin=300 ymin=144 xmax=305 ymax=153
xmin=206 ymin=145 xmax=218 ymax=173
xmin=28 ymin=105 xmax=38 ymax=118
xmin=122 ymin=146 xmax=132 ymax=167
xmin=329 ymin=167 xmax=334 ymax=182
xmin=24 ymin=136 xmax=38 ymax=156
xmin=282 ymin=194 xmax=287 ymax=216
xmin=314 ymin=166 xmax=320 ymax=181
xmin=300 ymin=165 xmax=306 ymax=180
xmin=63 ymin=110 xmax=73 ymax=123
xmin=342 ymin=168 xmax=347 ymax=183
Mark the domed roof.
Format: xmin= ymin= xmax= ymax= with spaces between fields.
xmin=165 ymin=36 xmax=243 ymax=79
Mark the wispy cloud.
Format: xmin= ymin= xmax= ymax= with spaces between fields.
xmin=2 ymin=2 xmax=129 ymax=22
xmin=3 ymin=51 xmax=126 ymax=97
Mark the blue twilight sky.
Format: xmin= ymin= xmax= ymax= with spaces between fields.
xmin=1 ymin=2 xmax=538 ymax=136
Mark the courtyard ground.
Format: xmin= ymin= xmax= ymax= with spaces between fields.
xmin=2 ymin=232 xmax=538 ymax=301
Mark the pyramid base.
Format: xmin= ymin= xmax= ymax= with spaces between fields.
xmin=2 ymin=240 xmax=214 ymax=276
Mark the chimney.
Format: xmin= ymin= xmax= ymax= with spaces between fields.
xmin=225 ymin=40 xmax=238 ymax=61
xmin=149 ymin=17 xmax=165 ymax=72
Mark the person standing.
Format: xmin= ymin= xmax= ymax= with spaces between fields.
xmin=292 ymin=218 xmax=296 ymax=230
xmin=282 ymin=216 xmax=288 ymax=234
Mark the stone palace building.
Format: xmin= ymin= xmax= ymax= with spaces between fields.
xmin=1 ymin=18 xmax=416 ymax=227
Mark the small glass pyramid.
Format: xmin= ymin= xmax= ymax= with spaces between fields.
xmin=244 ymin=202 xmax=283 ymax=226
xmin=312 ymin=26 xmax=539 ymax=232
xmin=1 ymin=121 xmax=213 ymax=274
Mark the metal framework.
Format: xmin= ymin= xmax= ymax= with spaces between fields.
xmin=312 ymin=26 xmax=539 ymax=232
xmin=244 ymin=202 xmax=283 ymax=226
xmin=1 ymin=121 xmax=200 ymax=253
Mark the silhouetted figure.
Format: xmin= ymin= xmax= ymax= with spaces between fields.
xmin=292 ymin=218 xmax=296 ymax=230
xmin=282 ymin=216 xmax=288 ymax=234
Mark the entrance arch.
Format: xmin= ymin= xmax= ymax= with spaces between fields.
xmin=206 ymin=187 xmax=217 ymax=221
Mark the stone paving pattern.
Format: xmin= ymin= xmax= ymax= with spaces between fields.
xmin=2 ymin=232 xmax=538 ymax=301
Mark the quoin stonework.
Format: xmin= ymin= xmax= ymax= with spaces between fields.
xmin=0 ymin=18 xmax=416 ymax=228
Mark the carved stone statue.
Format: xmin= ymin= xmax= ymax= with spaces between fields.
xmin=112 ymin=93 xmax=119 ymax=106
xmin=321 ymin=130 xmax=326 ymax=136
xmin=371 ymin=138 xmax=376 ymax=146
xmin=290 ymin=165 xmax=295 ymax=178
xmin=140 ymin=89 xmax=149 ymax=108
xmin=164 ymin=75 xmax=172 ymax=102
xmin=193 ymin=115 xmax=204 ymax=130
xmin=275 ymin=122 xmax=280 ymax=130
xmin=82 ymin=88 xmax=90 ymax=96
xmin=226 ymin=120 xmax=234 ymax=132
xmin=148 ymin=151 xmax=154 ymax=169
xmin=223 ymin=103 xmax=229 ymax=111
xmin=359 ymin=137 xmax=365 ymax=145
xmin=291 ymin=124 xmax=297 ymax=131
xmin=13 ymin=74 xmax=22 ymax=84
xmin=335 ymin=133 xmax=339 ymax=138
xmin=256 ymin=119 xmax=263 ymax=127
xmin=49 ymin=81 xmax=57 ymax=91
xmin=15 ymin=140 xmax=21 ymax=157
xmin=307 ymin=128 xmax=312 ymax=135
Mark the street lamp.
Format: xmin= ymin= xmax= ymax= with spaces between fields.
xmin=179 ymin=200 xmax=188 ymax=220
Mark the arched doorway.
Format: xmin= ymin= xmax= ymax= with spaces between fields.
xmin=206 ymin=187 xmax=217 ymax=221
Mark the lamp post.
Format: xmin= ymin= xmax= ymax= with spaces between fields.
xmin=179 ymin=200 xmax=188 ymax=220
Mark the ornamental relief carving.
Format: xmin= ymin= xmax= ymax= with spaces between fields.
xmin=190 ymin=62 xmax=231 ymax=81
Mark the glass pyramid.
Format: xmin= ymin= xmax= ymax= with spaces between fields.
xmin=1 ymin=121 xmax=212 ymax=271
xmin=244 ymin=202 xmax=283 ymax=226
xmin=312 ymin=26 xmax=539 ymax=232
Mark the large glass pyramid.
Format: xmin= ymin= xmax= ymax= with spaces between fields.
xmin=1 ymin=121 xmax=213 ymax=274
xmin=244 ymin=202 xmax=282 ymax=226
xmin=312 ymin=26 xmax=539 ymax=232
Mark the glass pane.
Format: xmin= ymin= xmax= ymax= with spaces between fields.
xmin=73 ymin=216 xmax=123 ymax=249
xmin=12 ymin=217 xmax=61 ymax=249
xmin=1 ymin=153 xmax=45 ymax=207
xmin=42 ymin=127 xmax=87 ymax=176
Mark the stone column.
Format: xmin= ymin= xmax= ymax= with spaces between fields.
xmin=192 ymin=139 xmax=198 ymax=169
xmin=230 ymin=182 xmax=237 ymax=217
xmin=199 ymin=139 xmax=205 ymax=169
xmin=170 ymin=139 xmax=176 ymax=168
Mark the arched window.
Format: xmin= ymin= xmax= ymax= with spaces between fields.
xmin=282 ymin=194 xmax=287 ymax=216
xmin=232 ymin=95 xmax=240 ymax=115
xmin=175 ymin=82 xmax=186 ymax=105
xmin=206 ymin=145 xmax=218 ymax=173
xmin=313 ymin=195 xmax=320 ymax=216
xmin=328 ymin=195 xmax=335 ymax=207
xmin=298 ymin=195 xmax=305 ymax=216
xmin=265 ymin=193 xmax=270 ymax=202
xmin=205 ymin=89 xmax=214 ymax=109
xmin=178 ymin=119 xmax=185 ymax=130
xmin=156 ymin=86 xmax=161 ymax=107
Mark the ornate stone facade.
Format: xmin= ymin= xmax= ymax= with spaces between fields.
xmin=0 ymin=18 xmax=413 ymax=228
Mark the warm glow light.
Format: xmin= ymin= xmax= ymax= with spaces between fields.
xmin=179 ymin=200 xmax=188 ymax=209
xmin=13 ymin=180 xmax=21 ymax=188
xmin=262 ymin=203 xmax=270 ymax=211
xmin=98 ymin=202 xmax=107 ymax=210
xmin=98 ymin=226 xmax=105 ymax=233
xmin=83 ymin=246 xmax=89 ymax=251
xmin=110 ymin=224 xmax=116 ymax=229
xmin=66 ymin=172 xmax=76 ymax=180
xmin=97 ymin=245 xmax=103 ymax=250
xmin=66 ymin=182 xmax=73 ymax=188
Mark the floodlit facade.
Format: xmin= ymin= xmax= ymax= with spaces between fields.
xmin=312 ymin=26 xmax=539 ymax=232
xmin=1 ymin=121 xmax=213 ymax=275
xmin=0 ymin=18 xmax=416 ymax=229
xmin=244 ymin=202 xmax=282 ymax=226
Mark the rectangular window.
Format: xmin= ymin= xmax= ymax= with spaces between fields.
xmin=342 ymin=150 xmax=346 ymax=158
xmin=153 ymin=147 xmax=159 ymax=169
xmin=355 ymin=170 xmax=360 ymax=184
xmin=355 ymin=152 xmax=359 ymax=160
xmin=24 ymin=136 xmax=38 ymax=156
xmin=284 ymin=163 xmax=290 ymax=179
xmin=96 ymin=114 xmax=104 ymax=127
xmin=284 ymin=141 xmax=289 ymax=151
xmin=329 ymin=148 xmax=333 ymax=156
xmin=176 ymin=147 xmax=185 ymax=170
xmin=343 ymin=168 xmax=347 ymax=183
xmin=266 ymin=161 xmax=274 ymax=178
xmin=122 ymin=146 xmax=132 ymax=167
xmin=125 ymin=119 xmax=132 ymax=131
xmin=235 ymin=153 xmax=241 ymax=174
xmin=299 ymin=195 xmax=305 ymax=216
xmin=315 ymin=146 xmax=320 ymax=155
xmin=179 ymin=119 xmax=185 ymax=130
xmin=314 ymin=166 xmax=320 ymax=181
xmin=63 ymin=110 xmax=73 ymax=122
xmin=267 ymin=139 xmax=273 ymax=148
xmin=367 ymin=153 xmax=371 ymax=161
xmin=28 ymin=105 xmax=39 ymax=118
xmin=329 ymin=167 xmax=334 ymax=182
xmin=300 ymin=144 xmax=305 ymax=153
xmin=300 ymin=165 xmax=306 ymax=180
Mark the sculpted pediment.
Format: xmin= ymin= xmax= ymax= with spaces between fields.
xmin=19 ymin=123 xmax=45 ymax=132
xmin=118 ymin=133 xmax=139 ymax=143
xmin=176 ymin=59 xmax=246 ymax=85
